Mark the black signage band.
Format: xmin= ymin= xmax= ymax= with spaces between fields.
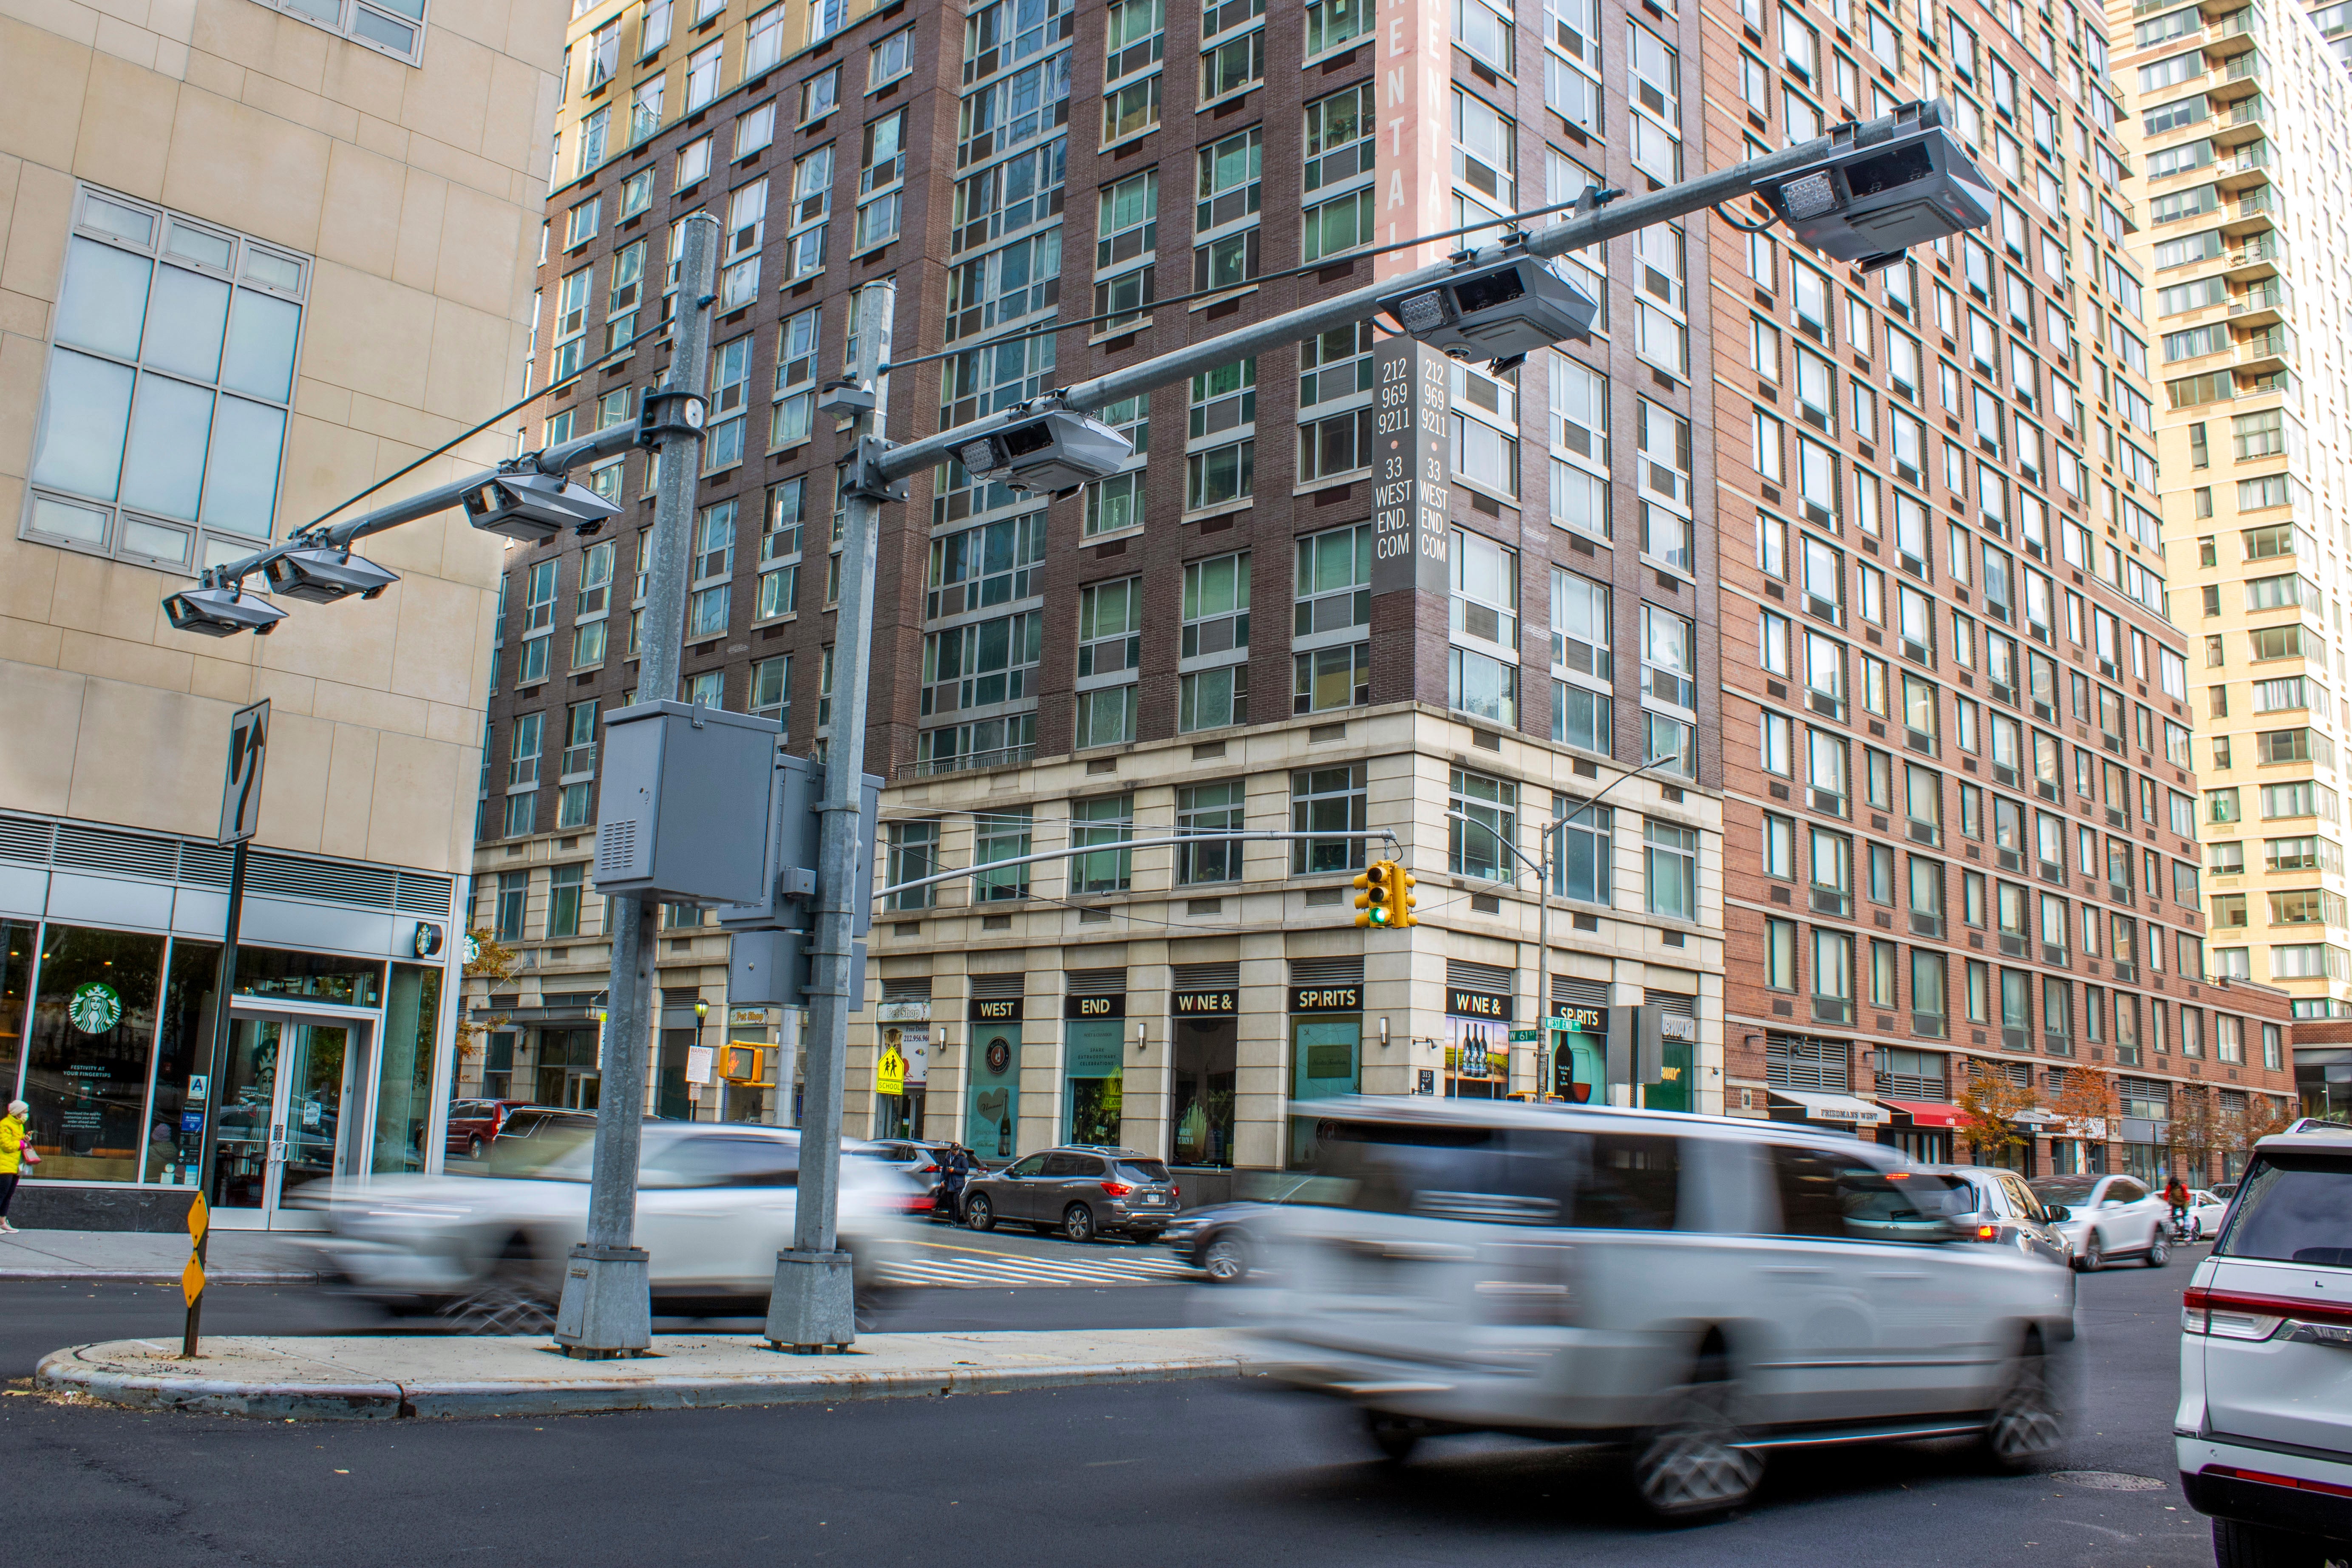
xmin=968 ymin=998 xmax=1025 ymax=1022
xmin=1290 ymin=984 xmax=1361 ymax=1013
xmin=1170 ymin=989 xmax=1237 ymax=1016
xmin=1065 ymin=993 xmax=1128 ymax=1020
xmin=1446 ymin=988 xmax=1513 ymax=1021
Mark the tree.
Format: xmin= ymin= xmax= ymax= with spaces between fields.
xmin=2218 ymin=1092 xmax=2299 ymax=1173
xmin=453 ymin=925 xmax=520 ymax=1065
xmin=1955 ymin=1060 xmax=2040 ymax=1161
xmin=2170 ymin=1085 xmax=2220 ymax=1187
xmin=2045 ymin=1064 xmax=2119 ymax=1167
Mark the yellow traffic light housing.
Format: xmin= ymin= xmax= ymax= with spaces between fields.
xmin=1354 ymin=859 xmax=1397 ymax=927
xmin=1397 ymin=865 xmax=1419 ymax=927
xmin=720 ymin=1041 xmax=767 ymax=1084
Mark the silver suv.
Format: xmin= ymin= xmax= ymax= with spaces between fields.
xmin=1237 ymin=1098 xmax=2077 ymax=1520
xmin=2178 ymin=1118 xmax=2352 ymax=1567
xmin=962 ymin=1146 xmax=1180 ymax=1242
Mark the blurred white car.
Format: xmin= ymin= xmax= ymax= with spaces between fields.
xmin=2027 ymin=1173 xmax=2173 ymax=1270
xmin=296 ymin=1122 xmax=921 ymax=1330
xmin=1235 ymin=1097 xmax=2077 ymax=1520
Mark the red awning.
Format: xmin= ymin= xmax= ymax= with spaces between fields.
xmin=1879 ymin=1098 xmax=1964 ymax=1129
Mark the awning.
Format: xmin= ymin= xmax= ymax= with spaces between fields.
xmin=2010 ymin=1108 xmax=2060 ymax=1128
xmin=1878 ymin=1098 xmax=1964 ymax=1129
xmin=1767 ymin=1089 xmax=1890 ymax=1126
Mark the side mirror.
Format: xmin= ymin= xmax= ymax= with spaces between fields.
xmin=2044 ymin=1204 xmax=2069 ymax=1222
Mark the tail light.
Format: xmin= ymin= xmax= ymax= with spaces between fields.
xmin=1100 ymin=1181 xmax=1133 ymax=1197
xmin=906 ymin=1194 xmax=935 ymax=1213
xmin=1173 ymin=1185 xmax=1181 ymax=1201
xmin=918 ymin=1163 xmax=941 ymax=1173
xmin=2182 ymin=1286 xmax=2287 ymax=1340
xmin=1975 ymin=1223 xmax=1999 ymax=1242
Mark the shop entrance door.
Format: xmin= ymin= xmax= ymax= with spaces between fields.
xmin=208 ymin=1009 xmax=374 ymax=1229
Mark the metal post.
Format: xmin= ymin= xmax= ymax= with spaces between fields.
xmin=182 ymin=838 xmax=247 ymax=1357
xmin=767 ymin=278 xmax=894 ymax=1352
xmin=1533 ymin=822 xmax=1551 ymax=1102
xmin=554 ymin=210 xmax=721 ymax=1358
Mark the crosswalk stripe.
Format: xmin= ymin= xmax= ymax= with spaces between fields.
xmin=878 ymin=1247 xmax=1200 ymax=1289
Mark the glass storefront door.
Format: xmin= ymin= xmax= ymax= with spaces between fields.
xmin=207 ymin=1010 xmax=373 ymax=1228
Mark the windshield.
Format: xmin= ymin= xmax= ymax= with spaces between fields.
xmin=2028 ymin=1176 xmax=2097 ymax=1205
xmin=1312 ymin=1119 xmax=1680 ymax=1229
xmin=2217 ymin=1153 xmax=2352 ymax=1267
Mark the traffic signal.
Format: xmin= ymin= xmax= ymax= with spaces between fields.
xmin=1397 ymin=864 xmax=1419 ymax=927
xmin=1353 ymin=859 xmax=1397 ymax=928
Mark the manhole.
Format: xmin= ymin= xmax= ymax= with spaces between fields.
xmin=2043 ymin=1471 xmax=2168 ymax=1491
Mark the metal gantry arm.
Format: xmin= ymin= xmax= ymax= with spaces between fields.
xmin=867 ymin=829 xmax=1407 ymax=905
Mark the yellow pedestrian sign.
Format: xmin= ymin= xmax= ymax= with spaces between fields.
xmin=187 ymin=1194 xmax=208 ymax=1244
xmin=875 ymin=1041 xmax=907 ymax=1098
xmin=181 ymin=1254 xmax=205 ymax=1306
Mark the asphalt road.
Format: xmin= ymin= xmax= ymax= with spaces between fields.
xmin=0 ymin=1242 xmax=2219 ymax=1568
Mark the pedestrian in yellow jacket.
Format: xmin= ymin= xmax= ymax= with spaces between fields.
xmin=0 ymin=1100 xmax=31 ymax=1233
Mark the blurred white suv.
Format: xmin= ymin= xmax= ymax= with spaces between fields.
xmin=2178 ymin=1118 xmax=2352 ymax=1567
xmin=2028 ymin=1172 xmax=2174 ymax=1271
xmin=1234 ymin=1098 xmax=2077 ymax=1520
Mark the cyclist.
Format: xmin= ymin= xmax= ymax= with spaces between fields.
xmin=2163 ymin=1173 xmax=2193 ymax=1239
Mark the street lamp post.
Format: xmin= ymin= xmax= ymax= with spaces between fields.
xmin=553 ymin=210 xmax=723 ymax=1358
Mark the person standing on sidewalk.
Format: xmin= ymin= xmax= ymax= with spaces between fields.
xmin=0 ymin=1100 xmax=34 ymax=1233
xmin=938 ymin=1142 xmax=972 ymax=1224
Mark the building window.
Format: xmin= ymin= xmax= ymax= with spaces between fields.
xmin=750 ymin=653 xmax=792 ymax=733
xmin=1075 ymin=577 xmax=1143 ymax=748
xmin=1449 ymin=768 xmax=1517 ymax=881
xmin=1186 ymin=358 xmax=1256 ymax=510
xmin=758 ymin=477 xmax=805 ymax=619
xmin=566 ymin=195 xmax=601 ymax=250
xmin=923 ymin=612 xmax=1043 ymax=717
xmin=1071 ymin=794 xmax=1135 ymax=893
xmin=684 ymin=670 xmax=723 ymax=708
xmin=785 ymin=148 xmax=832 ymax=282
xmin=772 ymin=305 xmax=822 ymax=450
xmin=1094 ymin=170 xmax=1159 ymax=330
xmin=856 ymin=111 xmax=906 ymax=251
xmin=606 ymin=239 xmax=646 ymax=355
xmin=557 ymin=700 xmax=598 ymax=829
xmin=972 ymin=810 xmax=1033 ymax=902
xmin=1552 ymin=799 xmax=1611 ymax=905
xmin=1193 ymin=128 xmax=1263 ymax=291
xmin=1294 ymin=522 xmax=1369 ymax=714
xmin=1176 ymin=780 xmax=1244 ymax=884
xmin=516 ymin=559 xmax=557 ymax=684
xmin=887 ymin=821 xmax=939 ymax=910
xmin=494 ymin=870 xmax=528 ymax=941
xmin=868 ymin=24 xmax=915 ymax=86
xmin=1200 ymin=0 xmax=1267 ymax=99
xmin=1451 ymin=85 xmax=1516 ymax=246
xmin=1307 ymin=0 xmax=1368 ymax=52
xmin=688 ymin=500 xmax=735 ymax=640
xmin=1547 ymin=351 xmax=1610 ymax=540
xmin=572 ymin=541 xmax=614 ymax=667
xmin=1085 ymin=396 xmax=1150 ymax=536
xmin=25 ymin=187 xmax=309 ymax=569
xmin=1645 ymin=819 xmax=1698 ymax=919
xmin=720 ymin=180 xmax=766 ymax=310
xmin=1302 ymin=83 xmax=1374 ymax=261
xmin=1292 ymin=763 xmax=1367 ymax=873
xmin=1449 ymin=526 xmax=1519 ymax=727
xmin=248 ymin=0 xmax=430 ymax=61
xmin=1180 ymin=550 xmax=1250 ymax=731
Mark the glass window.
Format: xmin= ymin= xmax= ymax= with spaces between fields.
xmin=1450 ymin=768 xmax=1517 ymax=881
xmin=1177 ymin=780 xmax=1245 ymax=884
xmin=973 ymin=810 xmax=1033 ymax=902
xmin=1645 ymin=819 xmax=1698 ymax=919
xmin=1070 ymin=794 xmax=1133 ymax=893
xmin=1292 ymin=762 xmax=1367 ymax=873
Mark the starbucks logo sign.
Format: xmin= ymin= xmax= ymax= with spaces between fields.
xmin=68 ymin=982 xmax=122 ymax=1035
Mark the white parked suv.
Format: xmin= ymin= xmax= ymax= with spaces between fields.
xmin=2178 ymin=1118 xmax=2352 ymax=1567
xmin=1236 ymin=1098 xmax=2078 ymax=1520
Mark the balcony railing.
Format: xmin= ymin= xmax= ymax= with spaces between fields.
xmin=905 ymin=743 xmax=1038 ymax=779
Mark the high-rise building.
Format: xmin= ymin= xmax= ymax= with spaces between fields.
xmin=2114 ymin=0 xmax=2352 ymax=1110
xmin=0 ymin=0 xmax=565 ymax=1225
xmin=465 ymin=0 xmax=1732 ymax=1173
xmin=1709 ymin=0 xmax=2296 ymax=1178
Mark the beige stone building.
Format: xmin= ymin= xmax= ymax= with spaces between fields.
xmin=2115 ymin=0 xmax=2352 ymax=1031
xmin=0 ymin=0 xmax=565 ymax=1227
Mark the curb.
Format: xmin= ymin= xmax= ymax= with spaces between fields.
xmin=37 ymin=1344 xmax=1264 ymax=1422
xmin=1 ymin=1270 xmax=320 ymax=1286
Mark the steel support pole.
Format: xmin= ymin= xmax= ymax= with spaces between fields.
xmin=555 ymin=210 xmax=721 ymax=1358
xmin=181 ymin=838 xmax=246 ymax=1358
xmin=766 ymin=278 xmax=895 ymax=1352
xmin=1533 ymin=827 xmax=1551 ymax=1101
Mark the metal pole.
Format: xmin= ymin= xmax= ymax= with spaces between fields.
xmin=183 ymin=837 xmax=246 ymax=1357
xmin=1534 ymin=822 xmax=1551 ymax=1102
xmin=766 ymin=278 xmax=895 ymax=1353
xmin=554 ymin=210 xmax=721 ymax=1358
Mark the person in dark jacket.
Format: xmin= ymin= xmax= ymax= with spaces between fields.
xmin=937 ymin=1142 xmax=972 ymax=1222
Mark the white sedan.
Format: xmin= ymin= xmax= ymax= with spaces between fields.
xmin=2182 ymin=1187 xmax=2230 ymax=1241
xmin=295 ymin=1123 xmax=921 ymax=1330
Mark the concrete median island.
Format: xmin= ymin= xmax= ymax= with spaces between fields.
xmin=37 ymin=1328 xmax=1269 ymax=1421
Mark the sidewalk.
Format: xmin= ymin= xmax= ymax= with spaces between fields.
xmin=0 ymin=1228 xmax=318 ymax=1284
xmin=39 ymin=1328 xmax=1270 ymax=1421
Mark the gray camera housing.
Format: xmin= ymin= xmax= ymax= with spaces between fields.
xmin=727 ymin=927 xmax=868 ymax=1011
xmin=462 ymin=470 xmax=624 ymax=544
xmin=1380 ymin=253 xmax=1600 ymax=360
xmin=715 ymin=751 xmax=882 ymax=938
xmin=261 ymin=545 xmax=400 ymax=605
xmin=955 ymin=409 xmax=1134 ymax=493
xmin=1753 ymin=100 xmax=1995 ymax=265
xmin=592 ymin=701 xmax=782 ymax=905
xmin=163 ymin=584 xmax=287 ymax=637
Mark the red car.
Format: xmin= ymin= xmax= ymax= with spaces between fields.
xmin=444 ymin=1099 xmax=534 ymax=1159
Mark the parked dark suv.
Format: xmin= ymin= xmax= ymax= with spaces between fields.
xmin=962 ymin=1146 xmax=1179 ymax=1242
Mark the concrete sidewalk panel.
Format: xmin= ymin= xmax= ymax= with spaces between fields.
xmin=39 ymin=1328 xmax=1268 ymax=1421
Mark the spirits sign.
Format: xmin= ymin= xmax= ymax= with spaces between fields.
xmin=1372 ymin=338 xmax=1451 ymax=597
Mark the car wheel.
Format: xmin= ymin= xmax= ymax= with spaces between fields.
xmin=2213 ymin=1518 xmax=2336 ymax=1568
xmin=964 ymin=1194 xmax=995 ymax=1232
xmin=465 ymin=1135 xmax=483 ymax=1160
xmin=1365 ymin=1411 xmax=1426 ymax=1463
xmin=1063 ymin=1204 xmax=1096 ymax=1244
xmin=437 ymin=1237 xmax=555 ymax=1336
xmin=1632 ymin=1347 xmax=1763 ymax=1523
xmin=1203 ymin=1233 xmax=1251 ymax=1284
xmin=1981 ymin=1335 xmax=2064 ymax=1472
xmin=2075 ymin=1232 xmax=2104 ymax=1272
xmin=2145 ymin=1229 xmax=2171 ymax=1268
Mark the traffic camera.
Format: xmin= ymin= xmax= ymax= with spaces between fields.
xmin=1379 ymin=253 xmax=1599 ymax=363
xmin=162 ymin=581 xmax=287 ymax=637
xmin=1751 ymin=99 xmax=1994 ymax=269
xmin=954 ymin=408 xmax=1134 ymax=493
xmin=462 ymin=469 xmax=624 ymax=544
xmin=259 ymin=544 xmax=399 ymax=605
